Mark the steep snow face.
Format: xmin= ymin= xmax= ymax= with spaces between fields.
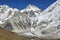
xmin=0 ymin=5 xmax=20 ymax=24
xmin=0 ymin=5 xmax=33 ymax=36
xmin=32 ymin=0 xmax=60 ymax=38
xmin=0 ymin=5 xmax=14 ymax=24
xmin=0 ymin=5 xmax=22 ymax=31
xmin=20 ymin=5 xmax=42 ymax=31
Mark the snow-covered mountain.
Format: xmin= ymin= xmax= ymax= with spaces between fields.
xmin=20 ymin=4 xmax=42 ymax=30
xmin=20 ymin=4 xmax=42 ymax=17
xmin=32 ymin=0 xmax=60 ymax=38
xmin=0 ymin=0 xmax=60 ymax=39
xmin=0 ymin=5 xmax=37 ymax=36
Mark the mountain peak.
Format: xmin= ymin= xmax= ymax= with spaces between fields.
xmin=0 ymin=5 xmax=9 ymax=9
xmin=20 ymin=4 xmax=41 ymax=12
xmin=26 ymin=4 xmax=36 ymax=8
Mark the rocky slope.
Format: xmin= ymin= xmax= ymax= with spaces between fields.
xmin=0 ymin=28 xmax=23 ymax=40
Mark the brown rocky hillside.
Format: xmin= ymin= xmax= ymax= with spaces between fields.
xmin=0 ymin=28 xmax=24 ymax=40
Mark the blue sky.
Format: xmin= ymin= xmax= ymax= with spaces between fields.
xmin=0 ymin=0 xmax=56 ymax=10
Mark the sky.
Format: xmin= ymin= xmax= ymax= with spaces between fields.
xmin=0 ymin=0 xmax=57 ymax=10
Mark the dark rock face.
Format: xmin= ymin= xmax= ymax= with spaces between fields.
xmin=4 ymin=22 xmax=13 ymax=30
